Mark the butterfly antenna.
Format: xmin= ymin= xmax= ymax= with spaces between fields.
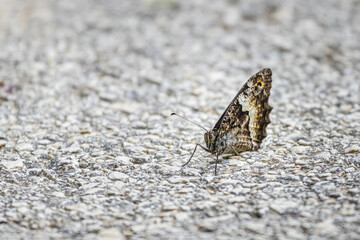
xmin=171 ymin=113 xmax=208 ymax=132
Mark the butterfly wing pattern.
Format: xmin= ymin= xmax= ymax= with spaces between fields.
xmin=205 ymin=68 xmax=272 ymax=155
xmin=179 ymin=68 xmax=272 ymax=175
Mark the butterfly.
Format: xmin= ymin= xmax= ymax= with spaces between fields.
xmin=172 ymin=68 xmax=273 ymax=175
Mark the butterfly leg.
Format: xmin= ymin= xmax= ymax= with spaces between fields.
xmin=182 ymin=144 xmax=210 ymax=167
xmin=214 ymin=154 xmax=219 ymax=175
xmin=231 ymin=146 xmax=240 ymax=155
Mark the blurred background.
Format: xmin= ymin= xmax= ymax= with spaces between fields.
xmin=1 ymin=0 xmax=358 ymax=120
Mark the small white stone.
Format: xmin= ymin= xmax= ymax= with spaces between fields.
xmin=244 ymin=221 xmax=266 ymax=234
xmin=63 ymin=142 xmax=81 ymax=153
xmin=167 ymin=176 xmax=188 ymax=184
xmin=1 ymin=160 xmax=24 ymax=169
xmin=174 ymin=212 xmax=189 ymax=221
xmin=292 ymin=146 xmax=309 ymax=154
xmin=99 ymin=91 xmax=118 ymax=102
xmin=341 ymin=203 xmax=355 ymax=216
xmin=0 ymin=140 xmax=6 ymax=147
xmin=314 ymin=151 xmax=331 ymax=159
xmin=0 ymin=131 xmax=7 ymax=139
xmin=314 ymin=218 xmax=336 ymax=234
xmin=269 ymin=199 xmax=299 ymax=214
xmin=15 ymin=143 xmax=34 ymax=152
xmin=108 ymin=172 xmax=129 ymax=181
xmin=98 ymin=227 xmax=125 ymax=240
xmin=51 ymin=192 xmax=66 ymax=198
xmin=108 ymin=101 xmax=142 ymax=114
xmin=161 ymin=202 xmax=178 ymax=211
xmin=295 ymin=160 xmax=306 ymax=165
xmin=115 ymin=156 xmax=131 ymax=165
xmin=275 ymin=148 xmax=287 ymax=155
xmin=228 ymin=196 xmax=246 ymax=203
xmin=17 ymin=207 xmax=29 ymax=215
xmin=177 ymin=188 xmax=193 ymax=194
xmin=297 ymin=139 xmax=313 ymax=146
xmin=344 ymin=145 xmax=359 ymax=153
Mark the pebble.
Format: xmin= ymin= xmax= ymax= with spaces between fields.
xmin=1 ymin=160 xmax=24 ymax=170
xmin=198 ymin=222 xmax=217 ymax=232
xmin=79 ymin=161 xmax=89 ymax=168
xmin=314 ymin=151 xmax=331 ymax=159
xmin=15 ymin=143 xmax=34 ymax=152
xmin=161 ymin=202 xmax=178 ymax=212
xmin=341 ymin=203 xmax=356 ymax=216
xmin=108 ymin=172 xmax=129 ymax=181
xmin=228 ymin=196 xmax=246 ymax=203
xmin=297 ymin=139 xmax=313 ymax=146
xmin=62 ymin=143 xmax=81 ymax=153
xmin=244 ymin=221 xmax=266 ymax=234
xmin=275 ymin=148 xmax=287 ymax=155
xmin=314 ymin=218 xmax=336 ymax=234
xmin=295 ymin=160 xmax=306 ymax=165
xmin=51 ymin=192 xmax=66 ymax=198
xmin=109 ymin=102 xmax=142 ymax=114
xmin=0 ymin=131 xmax=7 ymax=139
xmin=167 ymin=176 xmax=188 ymax=184
xmin=131 ymin=155 xmax=149 ymax=164
xmin=98 ymin=228 xmax=125 ymax=240
xmin=177 ymin=188 xmax=193 ymax=194
xmin=0 ymin=140 xmax=6 ymax=147
xmin=292 ymin=146 xmax=309 ymax=155
xmin=99 ymin=92 xmax=118 ymax=102
xmin=344 ymin=145 xmax=359 ymax=153
xmin=269 ymin=199 xmax=299 ymax=214
xmin=230 ymin=186 xmax=251 ymax=195
xmin=115 ymin=156 xmax=131 ymax=165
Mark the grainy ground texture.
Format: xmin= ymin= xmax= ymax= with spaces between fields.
xmin=0 ymin=0 xmax=359 ymax=239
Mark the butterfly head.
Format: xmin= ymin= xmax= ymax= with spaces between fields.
xmin=204 ymin=130 xmax=217 ymax=152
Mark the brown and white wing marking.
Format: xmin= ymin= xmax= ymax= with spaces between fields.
xmin=213 ymin=68 xmax=272 ymax=155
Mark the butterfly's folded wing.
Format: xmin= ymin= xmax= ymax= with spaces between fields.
xmin=213 ymin=68 xmax=272 ymax=154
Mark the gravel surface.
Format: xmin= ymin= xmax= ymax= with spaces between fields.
xmin=0 ymin=0 xmax=359 ymax=239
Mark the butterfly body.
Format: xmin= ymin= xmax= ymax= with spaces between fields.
xmin=204 ymin=69 xmax=272 ymax=159
xmin=174 ymin=68 xmax=272 ymax=175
